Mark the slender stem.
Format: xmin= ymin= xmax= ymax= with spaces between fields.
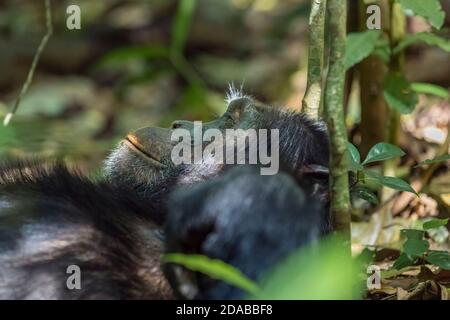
xmin=4 ymin=0 xmax=53 ymax=126
xmin=324 ymin=0 xmax=351 ymax=243
xmin=302 ymin=0 xmax=327 ymax=119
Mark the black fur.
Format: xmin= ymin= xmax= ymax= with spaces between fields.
xmin=0 ymin=161 xmax=173 ymax=299
xmin=164 ymin=165 xmax=324 ymax=299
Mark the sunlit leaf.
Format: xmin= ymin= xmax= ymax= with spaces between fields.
xmin=397 ymin=0 xmax=445 ymax=29
xmin=363 ymin=142 xmax=406 ymax=165
xmin=163 ymin=253 xmax=260 ymax=295
xmin=411 ymin=83 xmax=449 ymax=99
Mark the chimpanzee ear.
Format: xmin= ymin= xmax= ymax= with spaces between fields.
xmin=297 ymin=164 xmax=329 ymax=180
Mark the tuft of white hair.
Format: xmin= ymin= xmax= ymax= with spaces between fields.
xmin=226 ymin=82 xmax=250 ymax=104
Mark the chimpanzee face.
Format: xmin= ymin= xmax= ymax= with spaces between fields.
xmin=104 ymin=86 xmax=329 ymax=197
xmin=103 ymin=88 xmax=268 ymax=193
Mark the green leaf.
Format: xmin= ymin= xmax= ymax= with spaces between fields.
xmin=397 ymin=0 xmax=445 ymax=29
xmin=256 ymin=235 xmax=361 ymax=299
xmin=403 ymin=239 xmax=429 ymax=257
xmin=362 ymin=142 xmax=406 ymax=165
xmin=345 ymin=30 xmax=381 ymax=70
xmin=353 ymin=187 xmax=379 ymax=205
xmin=415 ymin=154 xmax=450 ymax=167
xmin=383 ymin=74 xmax=419 ymax=114
xmin=411 ymin=83 xmax=450 ymax=99
xmin=423 ymin=218 xmax=449 ymax=230
xmin=372 ymin=36 xmax=392 ymax=63
xmin=347 ymin=142 xmax=363 ymax=171
xmin=163 ymin=253 xmax=260 ymax=295
xmin=401 ymin=229 xmax=425 ymax=240
xmin=171 ymin=0 xmax=197 ymax=55
xmin=394 ymin=32 xmax=450 ymax=54
xmin=426 ymin=251 xmax=450 ymax=270
xmin=393 ymin=253 xmax=416 ymax=270
xmin=365 ymin=172 xmax=418 ymax=195
xmin=378 ymin=176 xmax=418 ymax=195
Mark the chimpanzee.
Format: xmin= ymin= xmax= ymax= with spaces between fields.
xmin=0 ymin=87 xmax=331 ymax=299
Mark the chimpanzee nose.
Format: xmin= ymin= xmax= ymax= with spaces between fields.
xmin=125 ymin=127 xmax=172 ymax=163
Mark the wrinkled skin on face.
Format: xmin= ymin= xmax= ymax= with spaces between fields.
xmin=104 ymin=88 xmax=330 ymax=206
xmin=105 ymin=95 xmax=261 ymax=191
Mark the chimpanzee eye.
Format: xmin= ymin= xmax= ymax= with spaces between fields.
xmin=227 ymin=104 xmax=243 ymax=120
xmin=225 ymin=113 xmax=236 ymax=123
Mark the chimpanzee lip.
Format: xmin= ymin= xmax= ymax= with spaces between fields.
xmin=123 ymin=138 xmax=165 ymax=167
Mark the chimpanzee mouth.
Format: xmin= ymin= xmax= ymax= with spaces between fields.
xmin=123 ymin=138 xmax=166 ymax=167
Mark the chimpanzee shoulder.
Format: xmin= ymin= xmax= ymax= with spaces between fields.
xmin=0 ymin=160 xmax=172 ymax=299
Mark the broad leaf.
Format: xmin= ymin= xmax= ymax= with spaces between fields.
xmin=256 ymin=235 xmax=360 ymax=299
xmin=363 ymin=142 xmax=406 ymax=165
xmin=378 ymin=176 xmax=417 ymax=195
xmin=347 ymin=142 xmax=363 ymax=171
xmin=423 ymin=218 xmax=449 ymax=230
xmin=394 ymin=32 xmax=450 ymax=54
xmin=397 ymin=0 xmax=445 ymax=29
xmin=393 ymin=253 xmax=415 ymax=270
xmin=345 ymin=30 xmax=381 ymax=70
xmin=383 ymin=74 xmax=419 ymax=114
xmin=403 ymin=239 xmax=429 ymax=257
xmin=415 ymin=154 xmax=450 ymax=167
xmin=353 ymin=187 xmax=379 ymax=205
xmin=401 ymin=229 xmax=425 ymax=240
xmin=365 ymin=172 xmax=417 ymax=195
xmin=163 ymin=253 xmax=260 ymax=295
xmin=426 ymin=251 xmax=450 ymax=270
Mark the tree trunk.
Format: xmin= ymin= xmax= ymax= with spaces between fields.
xmin=302 ymin=0 xmax=327 ymax=119
xmin=358 ymin=0 xmax=390 ymax=158
xmin=324 ymin=0 xmax=351 ymax=243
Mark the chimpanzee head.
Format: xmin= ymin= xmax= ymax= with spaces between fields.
xmin=104 ymin=85 xmax=329 ymax=198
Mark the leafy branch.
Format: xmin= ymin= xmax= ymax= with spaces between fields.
xmin=348 ymin=142 xmax=418 ymax=205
